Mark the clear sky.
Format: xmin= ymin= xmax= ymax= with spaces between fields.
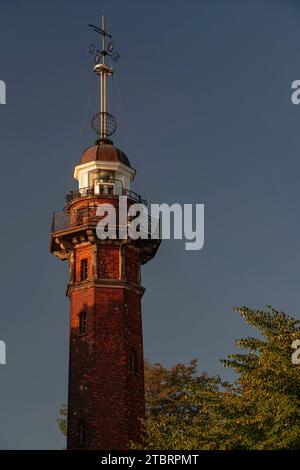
xmin=1 ymin=0 xmax=300 ymax=449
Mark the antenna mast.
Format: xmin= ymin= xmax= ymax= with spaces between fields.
xmin=89 ymin=16 xmax=119 ymax=141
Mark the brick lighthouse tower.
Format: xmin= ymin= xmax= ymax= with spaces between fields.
xmin=50 ymin=18 xmax=160 ymax=450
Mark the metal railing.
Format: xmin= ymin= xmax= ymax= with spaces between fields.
xmin=123 ymin=188 xmax=147 ymax=206
xmin=51 ymin=205 xmax=160 ymax=239
xmin=51 ymin=211 xmax=71 ymax=232
xmin=65 ymin=185 xmax=147 ymax=206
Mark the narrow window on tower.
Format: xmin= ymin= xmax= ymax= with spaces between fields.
xmin=80 ymin=258 xmax=88 ymax=281
xmin=79 ymin=311 xmax=87 ymax=336
xmin=131 ymin=349 xmax=138 ymax=375
xmin=78 ymin=420 xmax=86 ymax=447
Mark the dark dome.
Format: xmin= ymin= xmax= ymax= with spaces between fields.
xmin=80 ymin=143 xmax=131 ymax=168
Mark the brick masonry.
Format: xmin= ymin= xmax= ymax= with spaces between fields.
xmin=67 ymin=241 xmax=145 ymax=450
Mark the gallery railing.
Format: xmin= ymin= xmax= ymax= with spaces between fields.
xmin=51 ymin=206 xmax=160 ymax=240
xmin=65 ymin=185 xmax=147 ymax=206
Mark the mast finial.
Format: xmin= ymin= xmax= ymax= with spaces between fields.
xmin=88 ymin=18 xmax=119 ymax=142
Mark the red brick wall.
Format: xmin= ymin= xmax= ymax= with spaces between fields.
xmin=67 ymin=243 xmax=145 ymax=450
xmin=125 ymin=246 xmax=140 ymax=284
xmin=97 ymin=245 xmax=120 ymax=279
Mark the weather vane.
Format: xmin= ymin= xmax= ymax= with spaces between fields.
xmin=89 ymin=17 xmax=119 ymax=141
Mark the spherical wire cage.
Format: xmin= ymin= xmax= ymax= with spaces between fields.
xmin=91 ymin=112 xmax=117 ymax=137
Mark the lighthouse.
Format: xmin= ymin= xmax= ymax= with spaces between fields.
xmin=50 ymin=18 xmax=160 ymax=450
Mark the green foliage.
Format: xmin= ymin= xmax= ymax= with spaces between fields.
xmin=57 ymin=404 xmax=67 ymax=437
xmin=135 ymin=358 xmax=225 ymax=449
xmin=136 ymin=306 xmax=300 ymax=450
xmin=219 ymin=306 xmax=300 ymax=449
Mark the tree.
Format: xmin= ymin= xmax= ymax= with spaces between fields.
xmin=136 ymin=358 xmax=224 ymax=449
xmin=219 ymin=306 xmax=300 ymax=449
xmin=57 ymin=404 xmax=67 ymax=437
xmin=136 ymin=306 xmax=300 ymax=449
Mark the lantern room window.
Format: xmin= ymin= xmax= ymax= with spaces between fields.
xmin=99 ymin=183 xmax=114 ymax=196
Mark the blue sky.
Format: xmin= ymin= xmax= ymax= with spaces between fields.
xmin=1 ymin=0 xmax=300 ymax=449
